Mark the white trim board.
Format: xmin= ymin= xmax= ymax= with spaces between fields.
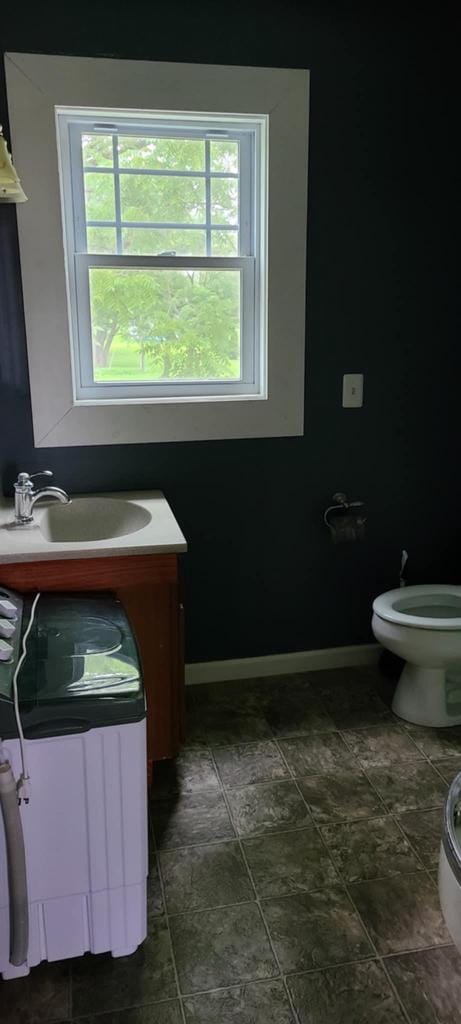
xmin=5 ymin=53 xmax=309 ymax=447
xmin=185 ymin=643 xmax=381 ymax=685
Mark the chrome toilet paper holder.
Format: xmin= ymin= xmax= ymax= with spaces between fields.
xmin=324 ymin=492 xmax=367 ymax=542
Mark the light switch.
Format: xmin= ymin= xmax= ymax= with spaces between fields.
xmin=342 ymin=373 xmax=364 ymax=408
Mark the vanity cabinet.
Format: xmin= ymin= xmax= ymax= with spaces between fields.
xmin=0 ymin=551 xmax=185 ymax=783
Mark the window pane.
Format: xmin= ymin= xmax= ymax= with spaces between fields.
xmin=210 ymin=178 xmax=238 ymax=225
xmin=82 ymin=134 xmax=113 ymax=167
xmin=118 ymin=136 xmax=205 ymax=171
xmin=87 ymin=227 xmax=117 ymax=254
xmin=88 ymin=267 xmax=241 ymax=382
xmin=120 ymin=175 xmax=206 ymax=224
xmin=84 ymin=172 xmax=115 ymax=221
xmin=211 ymin=230 xmax=238 ymax=255
xmin=210 ymin=140 xmax=239 ymax=174
xmin=122 ymin=227 xmax=206 ymax=256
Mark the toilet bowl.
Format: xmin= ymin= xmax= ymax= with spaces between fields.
xmin=372 ymin=584 xmax=461 ymax=727
xmin=439 ymin=770 xmax=461 ymax=952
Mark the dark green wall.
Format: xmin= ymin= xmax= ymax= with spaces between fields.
xmin=1 ymin=4 xmax=460 ymax=662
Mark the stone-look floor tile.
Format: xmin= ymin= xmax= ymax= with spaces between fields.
xmin=72 ymin=917 xmax=177 ymax=1015
xmin=243 ymin=827 xmax=338 ymax=897
xmin=251 ymin=673 xmax=315 ymax=708
xmin=151 ymin=790 xmax=234 ymax=849
xmin=366 ymin=761 xmax=447 ymax=814
xmin=169 ymin=902 xmax=277 ymax=994
xmin=306 ymin=667 xmax=353 ymax=688
xmin=385 ymin=946 xmax=461 ymax=1024
xmin=433 ymin=756 xmax=461 ymax=784
xmin=183 ymin=712 xmax=209 ymax=749
xmin=214 ymin=740 xmax=289 ymax=788
xmin=262 ymin=678 xmax=336 ymax=737
xmin=54 ymin=675 xmax=460 ymax=1023
xmin=397 ymin=808 xmax=443 ymax=867
xmin=0 ymin=961 xmax=70 ymax=1024
xmin=404 ymin=725 xmax=461 ymax=760
xmin=226 ymin=780 xmax=311 ymax=837
xmin=153 ymin=1002 xmax=184 ymax=1024
xmin=324 ymin=667 xmax=395 ymax=697
xmin=159 ymin=841 xmax=253 ymax=913
xmin=76 ymin=1004 xmax=183 ymax=1024
xmin=298 ymin=768 xmax=384 ymax=822
xmin=147 ymin=855 xmax=164 ymax=918
xmin=349 ymin=873 xmax=450 ymax=954
xmin=183 ymin=979 xmax=295 ymax=1022
xmin=278 ymin=732 xmax=356 ymax=776
xmin=288 ymin=959 xmax=406 ymax=1024
xmin=189 ymin=678 xmax=269 ymax=710
xmin=316 ymin=672 xmax=393 ymax=730
xmin=312 ymin=662 xmax=393 ymax=694
xmin=321 ymin=816 xmax=422 ymax=882
xmin=261 ymin=887 xmax=372 ymax=973
xmin=185 ymin=685 xmax=273 ymax=747
xmin=151 ymin=748 xmax=220 ymax=798
xmin=342 ymin=724 xmax=421 ymax=767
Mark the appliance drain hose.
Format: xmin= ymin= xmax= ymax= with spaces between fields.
xmin=0 ymin=762 xmax=28 ymax=966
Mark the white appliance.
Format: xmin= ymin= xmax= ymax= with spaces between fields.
xmin=0 ymin=589 xmax=147 ymax=980
xmin=440 ymin=769 xmax=461 ymax=952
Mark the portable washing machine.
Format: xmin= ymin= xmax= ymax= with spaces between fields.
xmin=439 ymin=769 xmax=461 ymax=953
xmin=0 ymin=588 xmax=148 ymax=980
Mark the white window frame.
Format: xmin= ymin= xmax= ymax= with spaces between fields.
xmin=5 ymin=54 xmax=309 ymax=446
xmin=58 ymin=112 xmax=262 ymax=400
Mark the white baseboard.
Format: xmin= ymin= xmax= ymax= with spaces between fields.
xmin=185 ymin=642 xmax=381 ymax=686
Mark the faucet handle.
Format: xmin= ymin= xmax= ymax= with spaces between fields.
xmin=29 ymin=471 xmax=53 ymax=482
xmin=15 ymin=470 xmax=53 ymax=491
xmin=17 ymin=470 xmax=53 ymax=483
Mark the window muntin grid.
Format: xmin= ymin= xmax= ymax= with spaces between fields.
xmin=76 ymin=129 xmax=244 ymax=258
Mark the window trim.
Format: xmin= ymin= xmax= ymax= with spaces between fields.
xmin=5 ymin=53 xmax=309 ymax=446
xmin=57 ymin=112 xmax=261 ymax=400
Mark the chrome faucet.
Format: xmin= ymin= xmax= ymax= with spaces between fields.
xmin=13 ymin=471 xmax=71 ymax=525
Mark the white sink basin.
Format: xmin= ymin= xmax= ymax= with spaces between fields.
xmin=39 ymin=496 xmax=152 ymax=543
xmin=0 ymin=490 xmax=186 ymax=563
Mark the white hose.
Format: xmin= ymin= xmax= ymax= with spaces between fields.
xmin=13 ymin=592 xmax=40 ymax=803
xmin=0 ymin=762 xmax=28 ymax=965
xmin=0 ymin=590 xmax=40 ymax=968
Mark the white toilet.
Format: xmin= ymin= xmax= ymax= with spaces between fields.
xmin=372 ymin=584 xmax=461 ymax=727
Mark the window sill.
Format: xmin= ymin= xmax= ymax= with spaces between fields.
xmin=73 ymin=391 xmax=268 ymax=407
xmin=31 ymin=390 xmax=301 ymax=446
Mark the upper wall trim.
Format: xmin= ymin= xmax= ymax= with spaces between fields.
xmin=5 ymin=54 xmax=309 ymax=446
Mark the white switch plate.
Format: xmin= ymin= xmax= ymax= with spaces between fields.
xmin=342 ymin=373 xmax=364 ymax=408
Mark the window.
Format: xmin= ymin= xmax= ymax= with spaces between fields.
xmin=5 ymin=54 xmax=308 ymax=445
xmin=58 ymin=113 xmax=265 ymax=400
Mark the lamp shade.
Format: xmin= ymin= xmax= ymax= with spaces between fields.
xmin=0 ymin=129 xmax=27 ymax=203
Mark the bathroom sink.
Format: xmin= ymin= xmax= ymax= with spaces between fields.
xmin=0 ymin=490 xmax=186 ymax=562
xmin=39 ymin=496 xmax=152 ymax=543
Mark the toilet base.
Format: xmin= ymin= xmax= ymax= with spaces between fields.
xmin=392 ymin=664 xmax=461 ymax=727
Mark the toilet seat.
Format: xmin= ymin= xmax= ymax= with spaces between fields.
xmin=373 ymin=584 xmax=461 ymax=631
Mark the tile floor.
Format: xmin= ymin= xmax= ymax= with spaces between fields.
xmin=4 ymin=665 xmax=461 ymax=1022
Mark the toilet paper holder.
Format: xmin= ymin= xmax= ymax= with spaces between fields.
xmin=324 ymin=492 xmax=367 ymax=543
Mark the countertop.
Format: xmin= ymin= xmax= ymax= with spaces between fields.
xmin=0 ymin=491 xmax=187 ymax=564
